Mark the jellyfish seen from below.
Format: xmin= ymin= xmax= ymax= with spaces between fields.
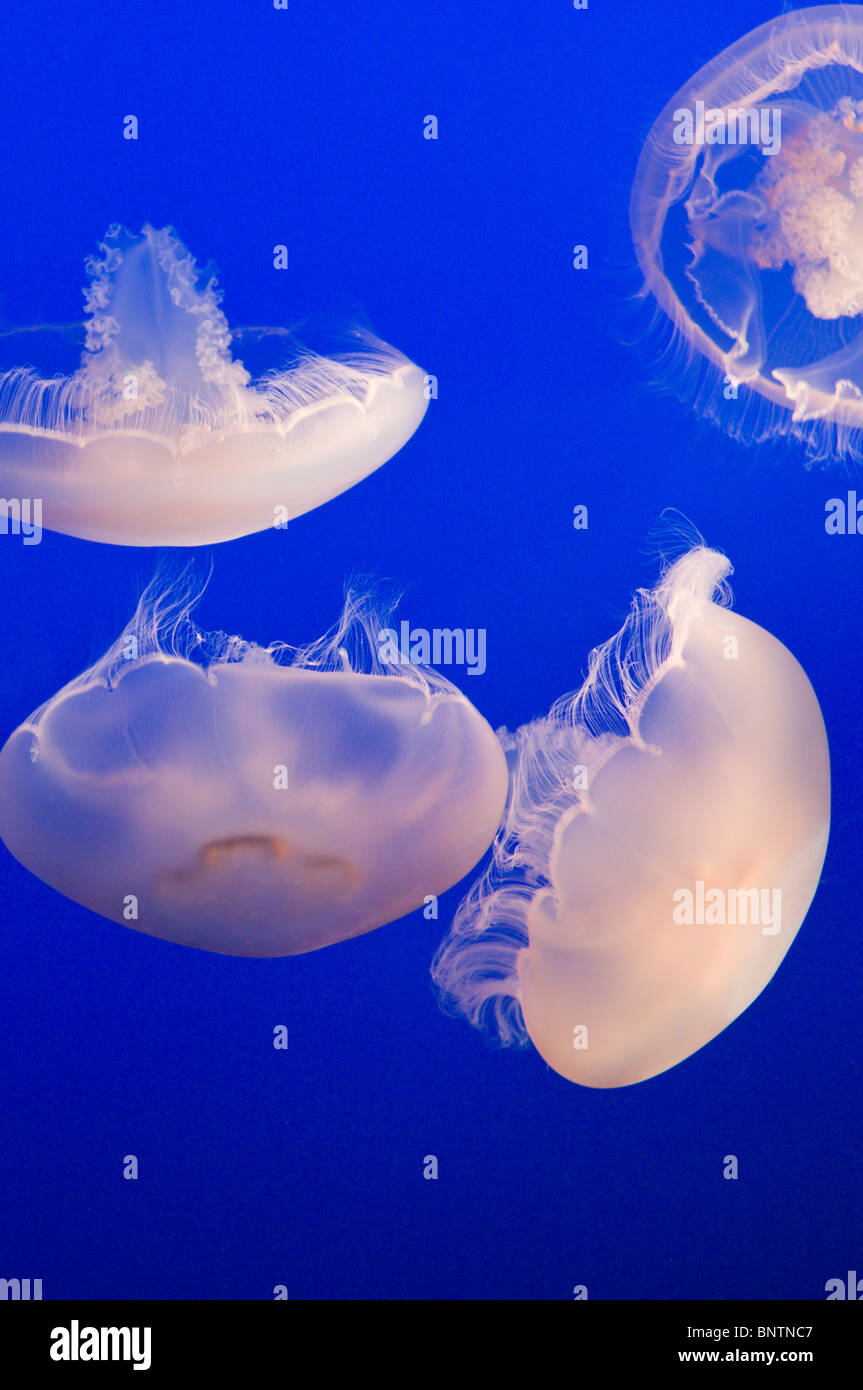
xmin=0 ymin=578 xmax=508 ymax=956
xmin=631 ymin=5 xmax=863 ymax=460
xmin=432 ymin=546 xmax=830 ymax=1088
xmin=0 ymin=225 xmax=428 ymax=545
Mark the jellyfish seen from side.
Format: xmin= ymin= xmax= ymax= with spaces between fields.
xmin=0 ymin=225 xmax=428 ymax=545
xmin=0 ymin=578 xmax=508 ymax=956
xmin=432 ymin=545 xmax=830 ymax=1088
xmin=631 ymin=4 xmax=863 ymax=460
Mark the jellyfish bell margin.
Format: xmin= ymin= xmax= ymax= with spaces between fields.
xmin=630 ymin=4 xmax=863 ymax=463
xmin=0 ymin=224 xmax=429 ymax=546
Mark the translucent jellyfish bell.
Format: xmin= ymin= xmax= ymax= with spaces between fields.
xmin=0 ymin=225 xmax=428 ymax=544
xmin=433 ymin=546 xmax=830 ymax=1088
xmin=631 ymin=5 xmax=863 ymax=460
xmin=0 ymin=578 xmax=508 ymax=956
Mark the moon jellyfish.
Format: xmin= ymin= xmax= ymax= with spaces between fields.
xmin=0 ymin=578 xmax=507 ymax=956
xmin=433 ymin=546 xmax=830 ymax=1088
xmin=631 ymin=4 xmax=863 ymax=460
xmin=0 ymin=225 xmax=428 ymax=545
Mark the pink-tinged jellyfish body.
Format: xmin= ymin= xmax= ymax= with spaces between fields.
xmin=631 ymin=5 xmax=863 ymax=460
xmin=0 ymin=583 xmax=507 ymax=956
xmin=0 ymin=226 xmax=428 ymax=545
xmin=433 ymin=547 xmax=830 ymax=1088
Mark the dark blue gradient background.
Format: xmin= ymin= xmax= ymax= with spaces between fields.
xmin=0 ymin=1 xmax=859 ymax=1300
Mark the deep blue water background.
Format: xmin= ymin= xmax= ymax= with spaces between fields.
xmin=0 ymin=0 xmax=860 ymax=1300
